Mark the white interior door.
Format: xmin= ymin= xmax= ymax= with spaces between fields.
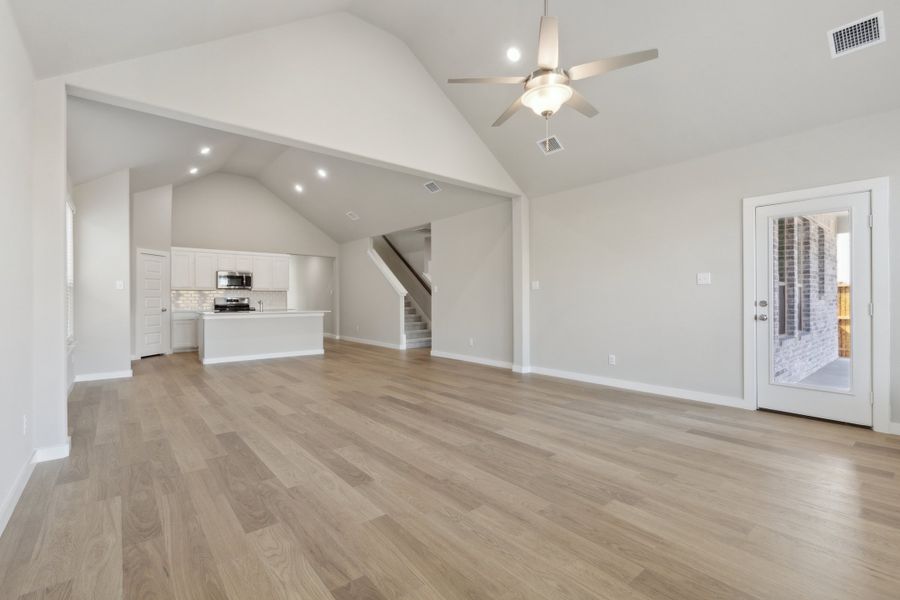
xmin=138 ymin=250 xmax=171 ymax=357
xmin=754 ymin=193 xmax=872 ymax=425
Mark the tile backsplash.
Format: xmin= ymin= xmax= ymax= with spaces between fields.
xmin=171 ymin=290 xmax=288 ymax=311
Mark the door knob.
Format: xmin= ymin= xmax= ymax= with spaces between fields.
xmin=756 ymin=314 xmax=768 ymax=321
xmin=161 ymin=307 xmax=168 ymax=312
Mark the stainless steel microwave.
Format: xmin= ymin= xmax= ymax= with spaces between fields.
xmin=217 ymin=271 xmax=252 ymax=290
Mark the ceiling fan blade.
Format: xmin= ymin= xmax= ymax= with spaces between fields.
xmin=567 ymin=90 xmax=599 ymax=118
xmin=492 ymin=95 xmax=524 ymax=127
xmin=448 ymin=76 xmax=527 ymax=84
xmin=537 ymin=16 xmax=559 ymax=70
xmin=567 ymin=49 xmax=659 ymax=81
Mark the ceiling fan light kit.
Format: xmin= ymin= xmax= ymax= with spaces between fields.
xmin=449 ymin=1 xmax=659 ymax=128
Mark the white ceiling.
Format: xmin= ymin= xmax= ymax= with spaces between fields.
xmin=67 ymin=97 xmax=507 ymax=243
xmin=21 ymin=1 xmax=900 ymax=197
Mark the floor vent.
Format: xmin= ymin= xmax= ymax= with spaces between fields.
xmin=345 ymin=210 xmax=359 ymax=221
xmin=829 ymin=12 xmax=885 ymax=57
xmin=537 ymin=135 xmax=564 ymax=155
xmin=424 ymin=181 xmax=442 ymax=193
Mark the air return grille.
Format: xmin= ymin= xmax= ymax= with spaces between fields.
xmin=424 ymin=181 xmax=442 ymax=193
xmin=829 ymin=12 xmax=885 ymax=57
xmin=536 ymin=135 xmax=564 ymax=155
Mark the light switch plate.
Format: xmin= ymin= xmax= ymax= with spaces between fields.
xmin=115 ymin=280 xmax=125 ymax=290
xmin=531 ymin=280 xmax=541 ymax=291
xmin=697 ymin=272 xmax=712 ymax=285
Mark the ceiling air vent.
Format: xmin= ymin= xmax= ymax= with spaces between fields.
xmin=537 ymin=135 xmax=564 ymax=155
xmin=345 ymin=210 xmax=359 ymax=221
xmin=424 ymin=181 xmax=442 ymax=193
xmin=829 ymin=12 xmax=885 ymax=57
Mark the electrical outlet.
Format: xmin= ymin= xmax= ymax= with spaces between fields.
xmin=468 ymin=337 xmax=475 ymax=347
xmin=355 ymin=324 xmax=360 ymax=333
xmin=531 ymin=280 xmax=541 ymax=291
xmin=22 ymin=414 xmax=28 ymax=436
xmin=608 ymin=354 xmax=617 ymax=366
xmin=696 ymin=272 xmax=712 ymax=285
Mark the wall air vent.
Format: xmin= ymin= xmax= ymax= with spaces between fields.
xmin=829 ymin=12 xmax=885 ymax=58
xmin=537 ymin=135 xmax=564 ymax=155
xmin=424 ymin=181 xmax=442 ymax=193
xmin=345 ymin=211 xmax=359 ymax=221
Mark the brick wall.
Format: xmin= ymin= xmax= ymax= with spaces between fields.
xmin=771 ymin=214 xmax=839 ymax=383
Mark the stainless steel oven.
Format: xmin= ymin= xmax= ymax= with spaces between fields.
xmin=216 ymin=271 xmax=252 ymax=290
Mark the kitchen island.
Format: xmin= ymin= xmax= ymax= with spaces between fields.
xmin=198 ymin=310 xmax=329 ymax=365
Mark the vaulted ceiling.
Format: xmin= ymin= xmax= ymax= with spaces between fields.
xmin=68 ymin=97 xmax=507 ymax=243
xmin=20 ymin=0 xmax=900 ymax=197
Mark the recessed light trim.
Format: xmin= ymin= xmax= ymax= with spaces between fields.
xmin=317 ymin=168 xmax=328 ymax=179
xmin=506 ymin=46 xmax=522 ymax=62
xmin=294 ymin=183 xmax=304 ymax=193
xmin=200 ymin=146 xmax=211 ymax=155
xmin=189 ymin=167 xmax=199 ymax=175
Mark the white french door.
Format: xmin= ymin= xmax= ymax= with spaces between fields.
xmin=754 ymin=192 xmax=872 ymax=425
xmin=138 ymin=250 xmax=171 ymax=357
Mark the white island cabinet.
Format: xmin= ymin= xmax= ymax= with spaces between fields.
xmin=198 ymin=310 xmax=328 ymax=365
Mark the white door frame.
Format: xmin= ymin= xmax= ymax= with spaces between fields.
xmin=742 ymin=178 xmax=891 ymax=432
xmin=136 ymin=248 xmax=172 ymax=357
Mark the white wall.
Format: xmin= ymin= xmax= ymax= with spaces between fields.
xmin=173 ymin=173 xmax=337 ymax=257
xmin=339 ymin=238 xmax=405 ymax=348
xmin=288 ymin=255 xmax=336 ymax=335
xmin=532 ymin=107 xmax=900 ymax=423
xmin=74 ymin=170 xmax=132 ymax=378
xmin=0 ymin=1 xmax=36 ymax=533
xmin=66 ymin=12 xmax=519 ymax=197
xmin=432 ymin=202 xmax=513 ymax=366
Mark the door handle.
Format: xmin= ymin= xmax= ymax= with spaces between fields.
xmin=755 ymin=314 xmax=768 ymax=321
xmin=161 ymin=307 xmax=168 ymax=312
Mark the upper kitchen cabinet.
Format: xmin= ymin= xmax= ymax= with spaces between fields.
xmin=273 ymin=257 xmax=289 ymax=291
xmin=235 ymin=254 xmax=254 ymax=272
xmin=217 ymin=254 xmax=236 ymax=272
xmin=171 ymin=250 xmax=195 ymax=289
xmin=194 ymin=252 xmax=217 ymax=290
xmin=252 ymin=256 xmax=274 ymax=290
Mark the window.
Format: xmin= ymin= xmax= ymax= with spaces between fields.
xmin=66 ymin=199 xmax=75 ymax=343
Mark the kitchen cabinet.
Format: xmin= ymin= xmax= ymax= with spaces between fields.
xmin=171 ymin=250 xmax=195 ymax=289
xmin=252 ymin=256 xmax=274 ymax=290
xmin=194 ymin=253 xmax=217 ymax=290
xmin=273 ymin=257 xmax=290 ymax=291
xmin=172 ymin=312 xmax=199 ymax=351
xmin=235 ymin=254 xmax=253 ymax=272
xmin=217 ymin=254 xmax=236 ymax=271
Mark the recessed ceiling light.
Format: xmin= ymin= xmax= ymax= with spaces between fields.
xmin=316 ymin=168 xmax=328 ymax=179
xmin=189 ymin=167 xmax=199 ymax=175
xmin=506 ymin=46 xmax=521 ymax=62
xmin=200 ymin=146 xmax=211 ymax=155
xmin=294 ymin=183 xmax=304 ymax=193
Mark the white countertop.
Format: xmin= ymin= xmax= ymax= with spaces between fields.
xmin=200 ymin=309 xmax=330 ymax=320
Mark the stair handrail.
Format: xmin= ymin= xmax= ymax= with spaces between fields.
xmin=382 ymin=235 xmax=432 ymax=295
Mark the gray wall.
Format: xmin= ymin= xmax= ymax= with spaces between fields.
xmin=172 ymin=172 xmax=338 ymax=257
xmin=288 ymin=254 xmax=336 ymax=335
xmin=531 ymin=107 xmax=900 ymax=419
xmin=339 ymin=238 xmax=405 ymax=347
xmin=74 ymin=170 xmax=132 ymax=377
xmin=0 ymin=0 xmax=35 ymax=531
xmin=131 ymin=185 xmax=172 ymax=356
xmin=432 ymin=202 xmax=513 ymax=365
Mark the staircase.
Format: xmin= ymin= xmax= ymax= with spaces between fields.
xmin=404 ymin=296 xmax=431 ymax=348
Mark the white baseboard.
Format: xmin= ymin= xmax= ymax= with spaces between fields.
xmin=0 ymin=456 xmax=35 ymax=537
xmin=430 ymin=350 xmax=513 ymax=370
xmin=886 ymin=421 xmax=900 ymax=436
xmin=528 ymin=366 xmax=753 ymax=411
xmin=324 ymin=333 xmax=340 ymax=340
xmin=512 ymin=364 xmax=532 ymax=374
xmin=340 ymin=336 xmax=406 ymax=350
xmin=73 ymin=369 xmax=133 ymax=383
xmin=201 ymin=349 xmax=324 ymax=365
xmin=33 ymin=437 xmax=71 ymax=463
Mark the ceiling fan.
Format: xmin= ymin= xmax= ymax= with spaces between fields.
xmin=448 ymin=1 xmax=659 ymax=127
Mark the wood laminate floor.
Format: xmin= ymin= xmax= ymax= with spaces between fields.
xmin=2 ymin=340 xmax=900 ymax=599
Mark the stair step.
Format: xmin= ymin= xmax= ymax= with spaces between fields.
xmin=406 ymin=322 xmax=428 ymax=331
xmin=406 ymin=338 xmax=432 ymax=349
xmin=406 ymin=329 xmax=431 ymax=340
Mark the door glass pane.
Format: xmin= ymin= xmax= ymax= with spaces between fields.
xmin=770 ymin=211 xmax=851 ymax=391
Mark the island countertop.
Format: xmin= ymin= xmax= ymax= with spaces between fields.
xmin=200 ymin=309 xmax=330 ymax=320
xmin=198 ymin=310 xmax=328 ymax=364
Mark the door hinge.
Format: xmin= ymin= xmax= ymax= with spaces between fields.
xmin=869 ymin=302 xmax=874 ymax=317
xmin=869 ymin=214 xmax=874 ymax=228
xmin=871 ymin=391 xmax=875 ymax=406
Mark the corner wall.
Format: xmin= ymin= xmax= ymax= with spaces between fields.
xmin=531 ymin=107 xmax=900 ymax=423
xmin=74 ymin=170 xmax=132 ymax=379
xmin=0 ymin=0 xmax=36 ymax=533
xmin=431 ymin=202 xmax=513 ymax=367
xmin=339 ymin=238 xmax=406 ymax=348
